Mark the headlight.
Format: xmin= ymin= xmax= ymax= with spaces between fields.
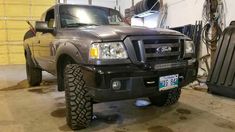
xmin=89 ymin=42 xmax=128 ymax=59
xmin=184 ymin=40 xmax=195 ymax=58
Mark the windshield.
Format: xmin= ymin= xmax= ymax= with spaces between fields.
xmin=59 ymin=5 xmax=125 ymax=28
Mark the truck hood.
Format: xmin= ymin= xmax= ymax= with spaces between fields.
xmin=78 ymin=25 xmax=184 ymax=41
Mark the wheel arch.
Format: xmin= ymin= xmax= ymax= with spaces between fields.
xmin=55 ymin=42 xmax=84 ymax=66
xmin=23 ymin=30 xmax=36 ymax=66
xmin=24 ymin=43 xmax=36 ymax=67
xmin=55 ymin=42 xmax=84 ymax=91
xmin=56 ymin=54 xmax=75 ymax=75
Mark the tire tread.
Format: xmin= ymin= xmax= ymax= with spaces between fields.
xmin=149 ymin=88 xmax=181 ymax=106
xmin=64 ymin=64 xmax=92 ymax=130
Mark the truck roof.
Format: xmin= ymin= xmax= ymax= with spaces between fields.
xmin=55 ymin=3 xmax=116 ymax=10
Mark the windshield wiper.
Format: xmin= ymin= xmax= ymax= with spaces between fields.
xmin=65 ymin=23 xmax=99 ymax=27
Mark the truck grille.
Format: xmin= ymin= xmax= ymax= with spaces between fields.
xmin=131 ymin=37 xmax=182 ymax=63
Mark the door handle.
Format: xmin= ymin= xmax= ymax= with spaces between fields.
xmin=38 ymin=40 xmax=40 ymax=43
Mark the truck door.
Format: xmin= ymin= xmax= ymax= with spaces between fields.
xmin=35 ymin=8 xmax=56 ymax=73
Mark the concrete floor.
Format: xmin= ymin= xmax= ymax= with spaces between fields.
xmin=0 ymin=65 xmax=235 ymax=132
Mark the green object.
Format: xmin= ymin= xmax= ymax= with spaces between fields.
xmin=159 ymin=74 xmax=179 ymax=91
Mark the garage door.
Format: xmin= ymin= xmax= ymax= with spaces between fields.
xmin=0 ymin=0 xmax=56 ymax=65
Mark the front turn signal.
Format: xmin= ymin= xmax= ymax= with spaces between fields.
xmin=89 ymin=47 xmax=99 ymax=59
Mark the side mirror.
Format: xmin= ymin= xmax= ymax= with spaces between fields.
xmin=35 ymin=21 xmax=54 ymax=33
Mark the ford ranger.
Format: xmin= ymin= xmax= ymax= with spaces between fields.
xmin=23 ymin=4 xmax=198 ymax=130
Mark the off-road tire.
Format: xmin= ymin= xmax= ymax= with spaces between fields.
xmin=26 ymin=59 xmax=42 ymax=86
xmin=149 ymin=88 xmax=181 ymax=106
xmin=64 ymin=64 xmax=93 ymax=130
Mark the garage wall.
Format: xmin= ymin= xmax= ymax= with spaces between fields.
xmin=118 ymin=0 xmax=132 ymax=15
xmin=0 ymin=0 xmax=56 ymax=65
xmin=92 ymin=0 xmax=116 ymax=9
xmin=164 ymin=0 xmax=235 ymax=28
xmin=118 ymin=0 xmax=143 ymax=16
xmin=117 ymin=0 xmax=235 ymax=28
xmin=66 ymin=0 xmax=88 ymax=5
xmin=162 ymin=0 xmax=235 ymax=75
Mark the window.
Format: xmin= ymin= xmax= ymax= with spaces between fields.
xmin=45 ymin=9 xmax=55 ymax=28
xmin=59 ymin=5 xmax=126 ymax=28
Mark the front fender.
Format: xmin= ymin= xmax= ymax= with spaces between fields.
xmin=55 ymin=41 xmax=85 ymax=64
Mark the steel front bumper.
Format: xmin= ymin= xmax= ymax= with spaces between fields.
xmin=81 ymin=60 xmax=198 ymax=102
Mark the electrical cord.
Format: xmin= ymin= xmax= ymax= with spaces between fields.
xmin=201 ymin=0 xmax=224 ymax=48
xmin=201 ymin=22 xmax=222 ymax=48
xmin=199 ymin=0 xmax=224 ymax=77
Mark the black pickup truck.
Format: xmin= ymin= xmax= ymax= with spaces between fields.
xmin=23 ymin=4 xmax=198 ymax=130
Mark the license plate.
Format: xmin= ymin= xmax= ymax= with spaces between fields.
xmin=159 ymin=74 xmax=179 ymax=91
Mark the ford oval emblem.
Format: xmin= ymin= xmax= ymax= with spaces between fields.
xmin=156 ymin=46 xmax=172 ymax=53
